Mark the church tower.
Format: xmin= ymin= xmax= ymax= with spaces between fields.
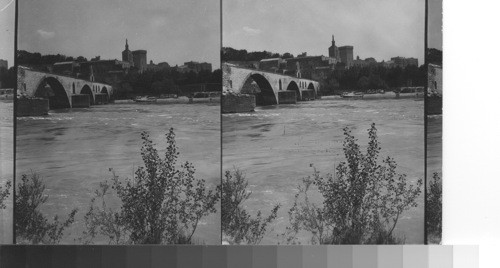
xmin=122 ymin=39 xmax=134 ymax=67
xmin=328 ymin=35 xmax=339 ymax=61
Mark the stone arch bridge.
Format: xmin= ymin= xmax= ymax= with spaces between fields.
xmin=223 ymin=63 xmax=320 ymax=105
xmin=17 ymin=66 xmax=113 ymax=109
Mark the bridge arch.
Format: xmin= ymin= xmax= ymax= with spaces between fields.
xmin=286 ymin=81 xmax=301 ymax=101
xmin=81 ymin=85 xmax=95 ymax=105
xmin=241 ymin=73 xmax=278 ymax=106
xmin=307 ymin=82 xmax=315 ymax=90
xmin=34 ymin=77 xmax=71 ymax=109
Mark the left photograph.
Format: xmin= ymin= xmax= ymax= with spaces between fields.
xmin=0 ymin=0 xmax=15 ymax=244
xmin=15 ymin=0 xmax=221 ymax=244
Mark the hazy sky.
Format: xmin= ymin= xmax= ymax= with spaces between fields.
xmin=18 ymin=0 xmax=220 ymax=68
xmin=0 ymin=0 xmax=15 ymax=67
xmin=428 ymin=0 xmax=442 ymax=50
xmin=224 ymin=0 xmax=425 ymax=64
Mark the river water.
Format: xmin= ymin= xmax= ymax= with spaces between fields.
xmin=223 ymin=97 xmax=425 ymax=244
xmin=16 ymin=102 xmax=221 ymax=244
xmin=0 ymin=101 xmax=13 ymax=244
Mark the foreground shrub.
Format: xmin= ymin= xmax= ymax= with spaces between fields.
xmin=0 ymin=180 xmax=11 ymax=210
xmin=80 ymin=128 xmax=220 ymax=244
xmin=15 ymin=173 xmax=77 ymax=244
xmin=283 ymin=123 xmax=422 ymax=244
xmin=222 ymin=168 xmax=280 ymax=244
xmin=426 ymin=172 xmax=442 ymax=243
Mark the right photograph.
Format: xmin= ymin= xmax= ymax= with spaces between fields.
xmin=426 ymin=0 xmax=443 ymax=244
xmin=222 ymin=0 xmax=426 ymax=245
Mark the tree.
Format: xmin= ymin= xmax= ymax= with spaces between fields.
xmin=222 ymin=168 xmax=280 ymax=245
xmin=15 ymin=173 xmax=78 ymax=244
xmin=426 ymin=173 xmax=442 ymax=243
xmin=80 ymin=128 xmax=220 ymax=244
xmin=0 ymin=180 xmax=11 ymax=210
xmin=283 ymin=123 xmax=422 ymax=244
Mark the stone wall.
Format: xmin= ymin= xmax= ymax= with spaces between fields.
xmin=222 ymin=94 xmax=255 ymax=113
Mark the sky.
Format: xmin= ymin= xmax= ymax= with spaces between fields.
xmin=224 ymin=0 xmax=425 ymax=64
xmin=0 ymin=0 xmax=15 ymax=67
xmin=18 ymin=0 xmax=220 ymax=68
xmin=428 ymin=0 xmax=443 ymax=50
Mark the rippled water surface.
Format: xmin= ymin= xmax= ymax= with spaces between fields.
xmin=223 ymin=97 xmax=425 ymax=244
xmin=16 ymin=103 xmax=220 ymax=244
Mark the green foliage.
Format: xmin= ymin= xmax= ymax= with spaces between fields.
xmin=0 ymin=180 xmax=11 ymax=210
xmin=222 ymin=168 xmax=280 ymax=245
xmin=283 ymin=123 xmax=422 ymax=244
xmin=81 ymin=128 xmax=220 ymax=244
xmin=15 ymin=173 xmax=78 ymax=244
xmin=426 ymin=173 xmax=442 ymax=242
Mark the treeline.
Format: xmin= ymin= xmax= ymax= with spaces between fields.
xmin=323 ymin=64 xmax=427 ymax=94
xmin=17 ymin=50 xmax=89 ymax=66
xmin=117 ymin=68 xmax=221 ymax=99
xmin=427 ymin=48 xmax=442 ymax=66
xmin=0 ymin=67 xmax=16 ymax=88
xmin=222 ymin=47 xmax=294 ymax=62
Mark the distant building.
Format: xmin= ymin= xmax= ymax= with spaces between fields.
xmin=390 ymin=56 xmax=418 ymax=68
xmin=132 ymin=50 xmax=147 ymax=73
xmin=121 ymin=39 xmax=148 ymax=73
xmin=353 ymin=56 xmax=378 ymax=67
xmin=339 ymin=46 xmax=354 ymax=68
xmin=147 ymin=60 xmax=171 ymax=71
xmin=0 ymin=59 xmax=7 ymax=70
xmin=176 ymin=61 xmax=212 ymax=73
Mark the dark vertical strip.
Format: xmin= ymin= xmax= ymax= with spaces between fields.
xmin=76 ymin=246 xmax=103 ymax=268
xmin=101 ymin=246 xmax=127 ymax=268
xmin=352 ymin=246 xmax=377 ymax=268
xmin=151 ymin=245 xmax=177 ymax=268
xmin=424 ymin=0 xmax=429 ymax=245
xmin=219 ymin=0 xmax=223 ymax=246
xmin=0 ymin=245 xmax=26 ymax=268
xmin=378 ymin=245 xmax=403 ymax=268
xmin=12 ymin=0 xmax=19 ymax=245
xmin=228 ymin=246 xmax=252 ymax=268
xmin=202 ymin=245 xmax=228 ymax=268
xmin=327 ymin=245 xmax=353 ymax=268
xmin=26 ymin=245 xmax=52 ymax=268
xmin=252 ymin=245 xmax=277 ymax=268
xmin=51 ymin=245 xmax=77 ymax=268
xmin=302 ymin=245 xmax=327 ymax=268
xmin=177 ymin=245 xmax=203 ymax=268
xmin=277 ymin=246 xmax=302 ymax=268
xmin=126 ymin=245 xmax=152 ymax=268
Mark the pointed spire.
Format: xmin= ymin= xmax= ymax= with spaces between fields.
xmin=125 ymin=39 xmax=129 ymax=51
xmin=332 ymin=35 xmax=335 ymax=42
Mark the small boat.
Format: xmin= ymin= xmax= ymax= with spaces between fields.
xmin=341 ymin=91 xmax=364 ymax=99
xmin=134 ymin=96 xmax=157 ymax=103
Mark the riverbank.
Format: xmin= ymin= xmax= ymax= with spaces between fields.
xmin=114 ymin=96 xmax=220 ymax=104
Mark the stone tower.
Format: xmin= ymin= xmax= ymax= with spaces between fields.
xmin=122 ymin=39 xmax=134 ymax=67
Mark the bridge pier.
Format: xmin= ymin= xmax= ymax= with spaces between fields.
xmin=71 ymin=94 xmax=91 ymax=108
xmin=278 ymin=91 xmax=297 ymax=104
xmin=94 ymin=93 xmax=109 ymax=104
xmin=301 ymin=89 xmax=316 ymax=101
